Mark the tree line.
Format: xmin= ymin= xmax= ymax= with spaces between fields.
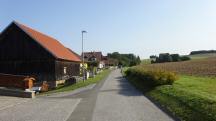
xmin=107 ymin=52 xmax=141 ymax=67
xmin=190 ymin=50 xmax=216 ymax=55
xmin=150 ymin=53 xmax=190 ymax=63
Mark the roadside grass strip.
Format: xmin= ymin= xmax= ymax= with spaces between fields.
xmin=147 ymin=75 xmax=216 ymax=121
xmin=42 ymin=69 xmax=111 ymax=95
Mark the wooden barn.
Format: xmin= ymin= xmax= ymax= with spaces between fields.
xmin=0 ymin=21 xmax=81 ymax=87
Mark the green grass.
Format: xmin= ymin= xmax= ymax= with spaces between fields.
xmin=146 ymin=75 xmax=216 ymax=121
xmin=141 ymin=59 xmax=151 ymax=65
xmin=127 ymin=57 xmax=216 ymax=120
xmin=41 ymin=69 xmax=111 ymax=95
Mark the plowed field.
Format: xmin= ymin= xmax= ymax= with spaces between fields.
xmin=142 ymin=57 xmax=216 ymax=76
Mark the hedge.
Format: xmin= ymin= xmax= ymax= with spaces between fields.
xmin=125 ymin=67 xmax=178 ymax=88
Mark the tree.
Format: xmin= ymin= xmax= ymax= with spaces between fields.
xmin=158 ymin=53 xmax=172 ymax=63
xmin=136 ymin=56 xmax=141 ymax=65
xmin=150 ymin=55 xmax=157 ymax=63
xmin=149 ymin=53 xmax=191 ymax=64
xmin=170 ymin=54 xmax=180 ymax=62
xmin=107 ymin=52 xmax=141 ymax=67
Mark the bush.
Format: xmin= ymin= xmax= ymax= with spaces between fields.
xmin=170 ymin=54 xmax=180 ymax=62
xmin=125 ymin=67 xmax=178 ymax=88
xmin=180 ymin=56 xmax=191 ymax=61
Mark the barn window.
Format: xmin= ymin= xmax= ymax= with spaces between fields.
xmin=64 ymin=67 xmax=67 ymax=74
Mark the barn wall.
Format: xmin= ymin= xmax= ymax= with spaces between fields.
xmin=0 ymin=60 xmax=56 ymax=82
xmin=0 ymin=23 xmax=80 ymax=87
xmin=55 ymin=60 xmax=80 ymax=81
xmin=0 ymin=23 xmax=56 ymax=82
xmin=0 ymin=23 xmax=55 ymax=60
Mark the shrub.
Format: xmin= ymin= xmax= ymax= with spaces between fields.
xmin=180 ymin=56 xmax=191 ymax=61
xmin=170 ymin=54 xmax=180 ymax=62
xmin=125 ymin=67 xmax=178 ymax=88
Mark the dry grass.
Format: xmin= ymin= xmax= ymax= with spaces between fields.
xmin=142 ymin=57 xmax=216 ymax=76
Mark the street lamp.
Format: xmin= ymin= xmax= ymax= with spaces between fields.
xmin=82 ymin=30 xmax=87 ymax=81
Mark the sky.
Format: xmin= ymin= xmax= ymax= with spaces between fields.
xmin=0 ymin=0 xmax=216 ymax=59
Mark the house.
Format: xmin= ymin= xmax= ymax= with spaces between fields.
xmin=0 ymin=21 xmax=81 ymax=87
xmin=102 ymin=56 xmax=118 ymax=67
xmin=82 ymin=52 xmax=105 ymax=69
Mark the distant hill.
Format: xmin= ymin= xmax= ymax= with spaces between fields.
xmin=188 ymin=50 xmax=216 ymax=60
xmin=190 ymin=50 xmax=216 ymax=55
xmin=188 ymin=53 xmax=216 ymax=60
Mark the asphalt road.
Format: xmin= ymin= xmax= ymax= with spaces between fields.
xmin=0 ymin=97 xmax=81 ymax=121
xmin=0 ymin=69 xmax=175 ymax=121
xmin=92 ymin=69 xmax=174 ymax=121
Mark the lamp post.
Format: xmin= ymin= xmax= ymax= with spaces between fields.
xmin=82 ymin=30 xmax=87 ymax=81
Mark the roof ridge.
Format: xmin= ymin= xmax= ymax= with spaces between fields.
xmin=12 ymin=21 xmax=81 ymax=62
xmin=13 ymin=21 xmax=58 ymax=59
xmin=14 ymin=21 xmax=61 ymax=44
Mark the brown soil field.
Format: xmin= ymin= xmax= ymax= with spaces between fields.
xmin=142 ymin=57 xmax=216 ymax=76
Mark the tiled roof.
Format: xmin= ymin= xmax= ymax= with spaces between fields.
xmin=14 ymin=21 xmax=81 ymax=62
xmin=67 ymin=48 xmax=81 ymax=60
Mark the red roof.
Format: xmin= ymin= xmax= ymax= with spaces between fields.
xmin=82 ymin=52 xmax=103 ymax=61
xmin=67 ymin=48 xmax=81 ymax=60
xmin=14 ymin=21 xmax=81 ymax=62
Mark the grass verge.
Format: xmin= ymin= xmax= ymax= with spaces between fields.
xmin=127 ymin=74 xmax=216 ymax=121
xmin=41 ymin=69 xmax=111 ymax=95
xmin=141 ymin=59 xmax=151 ymax=65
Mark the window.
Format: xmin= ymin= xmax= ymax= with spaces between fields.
xmin=91 ymin=57 xmax=97 ymax=61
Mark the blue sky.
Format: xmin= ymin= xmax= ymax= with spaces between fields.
xmin=1 ymin=0 xmax=216 ymax=58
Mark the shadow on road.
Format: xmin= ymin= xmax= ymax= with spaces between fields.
xmin=115 ymin=76 xmax=143 ymax=96
xmin=115 ymin=75 xmax=180 ymax=121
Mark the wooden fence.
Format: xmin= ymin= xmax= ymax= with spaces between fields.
xmin=0 ymin=73 xmax=35 ymax=89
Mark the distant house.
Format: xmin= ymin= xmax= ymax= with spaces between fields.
xmin=82 ymin=52 xmax=105 ymax=69
xmin=102 ymin=56 xmax=118 ymax=67
xmin=0 ymin=21 xmax=81 ymax=87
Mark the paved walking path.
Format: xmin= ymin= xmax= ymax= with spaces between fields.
xmin=0 ymin=69 xmax=175 ymax=121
